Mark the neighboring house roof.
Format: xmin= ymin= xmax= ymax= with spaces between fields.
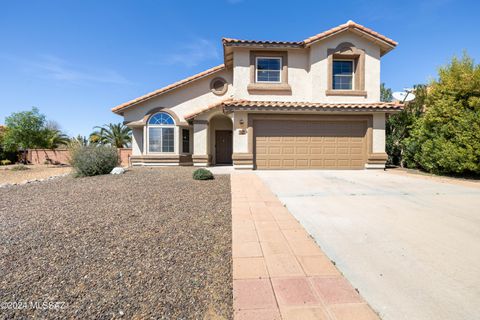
xmin=184 ymin=100 xmax=403 ymax=120
xmin=112 ymin=64 xmax=225 ymax=114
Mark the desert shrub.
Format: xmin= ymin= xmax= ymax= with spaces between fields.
xmin=1 ymin=159 xmax=12 ymax=166
xmin=70 ymin=145 xmax=119 ymax=177
xmin=10 ymin=164 xmax=28 ymax=171
xmin=193 ymin=168 xmax=214 ymax=180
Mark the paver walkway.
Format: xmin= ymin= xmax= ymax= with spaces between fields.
xmin=231 ymin=173 xmax=380 ymax=320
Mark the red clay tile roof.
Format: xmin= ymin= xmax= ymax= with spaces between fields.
xmin=222 ymin=38 xmax=303 ymax=47
xmin=112 ymin=64 xmax=225 ymax=113
xmin=184 ymin=99 xmax=233 ymax=120
xmin=184 ymin=99 xmax=403 ymax=120
xmin=224 ymin=100 xmax=403 ymax=111
xmin=223 ymin=20 xmax=397 ymax=49
xmin=303 ymin=20 xmax=397 ymax=47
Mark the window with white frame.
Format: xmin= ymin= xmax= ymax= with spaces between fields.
xmin=332 ymin=60 xmax=354 ymax=90
xmin=148 ymin=112 xmax=175 ymax=153
xmin=256 ymin=57 xmax=282 ymax=83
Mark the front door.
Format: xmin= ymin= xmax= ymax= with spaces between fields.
xmin=215 ymin=130 xmax=233 ymax=164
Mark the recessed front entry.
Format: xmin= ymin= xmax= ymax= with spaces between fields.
xmin=215 ymin=130 xmax=233 ymax=164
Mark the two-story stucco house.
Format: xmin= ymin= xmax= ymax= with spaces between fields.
xmin=112 ymin=21 xmax=402 ymax=170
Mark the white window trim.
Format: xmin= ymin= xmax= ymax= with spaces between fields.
xmin=146 ymin=114 xmax=176 ymax=154
xmin=255 ymin=56 xmax=282 ymax=84
xmin=332 ymin=59 xmax=355 ymax=90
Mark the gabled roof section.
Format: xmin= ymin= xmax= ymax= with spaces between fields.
xmin=112 ymin=64 xmax=225 ymax=114
xmin=222 ymin=20 xmax=397 ymax=65
xmin=303 ymin=20 xmax=397 ymax=48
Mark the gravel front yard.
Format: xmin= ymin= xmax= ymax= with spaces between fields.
xmin=0 ymin=167 xmax=232 ymax=319
xmin=0 ymin=164 xmax=72 ymax=185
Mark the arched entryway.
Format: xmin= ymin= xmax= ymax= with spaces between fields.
xmin=209 ymin=114 xmax=233 ymax=165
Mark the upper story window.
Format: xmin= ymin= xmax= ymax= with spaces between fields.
xmin=148 ymin=112 xmax=175 ymax=153
xmin=332 ymin=60 xmax=354 ymax=90
xmin=256 ymin=57 xmax=282 ymax=83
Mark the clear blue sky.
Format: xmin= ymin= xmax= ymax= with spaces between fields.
xmin=1 ymin=0 xmax=479 ymax=137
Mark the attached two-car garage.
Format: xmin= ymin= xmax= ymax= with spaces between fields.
xmin=253 ymin=116 xmax=369 ymax=169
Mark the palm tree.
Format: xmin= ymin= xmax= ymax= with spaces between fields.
xmin=89 ymin=123 xmax=131 ymax=148
xmin=43 ymin=128 xmax=70 ymax=149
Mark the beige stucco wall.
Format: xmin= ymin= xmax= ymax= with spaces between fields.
xmin=232 ymin=31 xmax=381 ymax=103
xmin=309 ymin=32 xmax=381 ymax=102
xmin=132 ymin=128 xmax=143 ymax=155
xmin=232 ymin=48 xmax=311 ymax=102
xmin=122 ymin=69 xmax=233 ymax=123
xmin=372 ymin=112 xmax=386 ymax=153
xmin=232 ymin=111 xmax=249 ymax=154
xmin=193 ymin=122 xmax=209 ymax=156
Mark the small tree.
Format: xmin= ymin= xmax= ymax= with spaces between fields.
xmin=380 ymin=83 xmax=393 ymax=102
xmin=404 ymin=53 xmax=480 ymax=175
xmin=3 ymin=107 xmax=47 ymax=163
xmin=385 ymin=85 xmax=427 ymax=166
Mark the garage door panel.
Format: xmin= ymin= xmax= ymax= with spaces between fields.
xmin=269 ymin=147 xmax=282 ymax=155
xmin=296 ymin=147 xmax=309 ymax=154
xmin=311 ymin=137 xmax=323 ymax=142
xmin=296 ymin=159 xmax=309 ymax=167
xmin=324 ymin=147 xmax=336 ymax=155
xmin=255 ymin=119 xmax=367 ymax=169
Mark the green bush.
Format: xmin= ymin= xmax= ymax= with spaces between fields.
xmin=193 ymin=168 xmax=214 ymax=180
xmin=1 ymin=159 xmax=12 ymax=166
xmin=403 ymin=53 xmax=480 ymax=175
xmin=70 ymin=145 xmax=119 ymax=177
xmin=10 ymin=164 xmax=28 ymax=171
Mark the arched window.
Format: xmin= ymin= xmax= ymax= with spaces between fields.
xmin=148 ymin=113 xmax=175 ymax=125
xmin=148 ymin=112 xmax=175 ymax=153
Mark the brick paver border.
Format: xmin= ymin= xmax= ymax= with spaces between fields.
xmin=231 ymin=173 xmax=380 ymax=320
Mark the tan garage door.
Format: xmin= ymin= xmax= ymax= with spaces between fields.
xmin=254 ymin=119 xmax=367 ymax=169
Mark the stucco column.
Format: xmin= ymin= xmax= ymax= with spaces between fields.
xmin=192 ymin=120 xmax=210 ymax=166
xmin=131 ymin=127 xmax=143 ymax=156
xmin=366 ymin=112 xmax=388 ymax=169
xmin=232 ymin=111 xmax=253 ymax=170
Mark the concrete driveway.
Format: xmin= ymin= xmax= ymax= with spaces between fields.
xmin=256 ymin=170 xmax=480 ymax=320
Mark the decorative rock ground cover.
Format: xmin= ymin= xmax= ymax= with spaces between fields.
xmin=0 ymin=167 xmax=232 ymax=319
